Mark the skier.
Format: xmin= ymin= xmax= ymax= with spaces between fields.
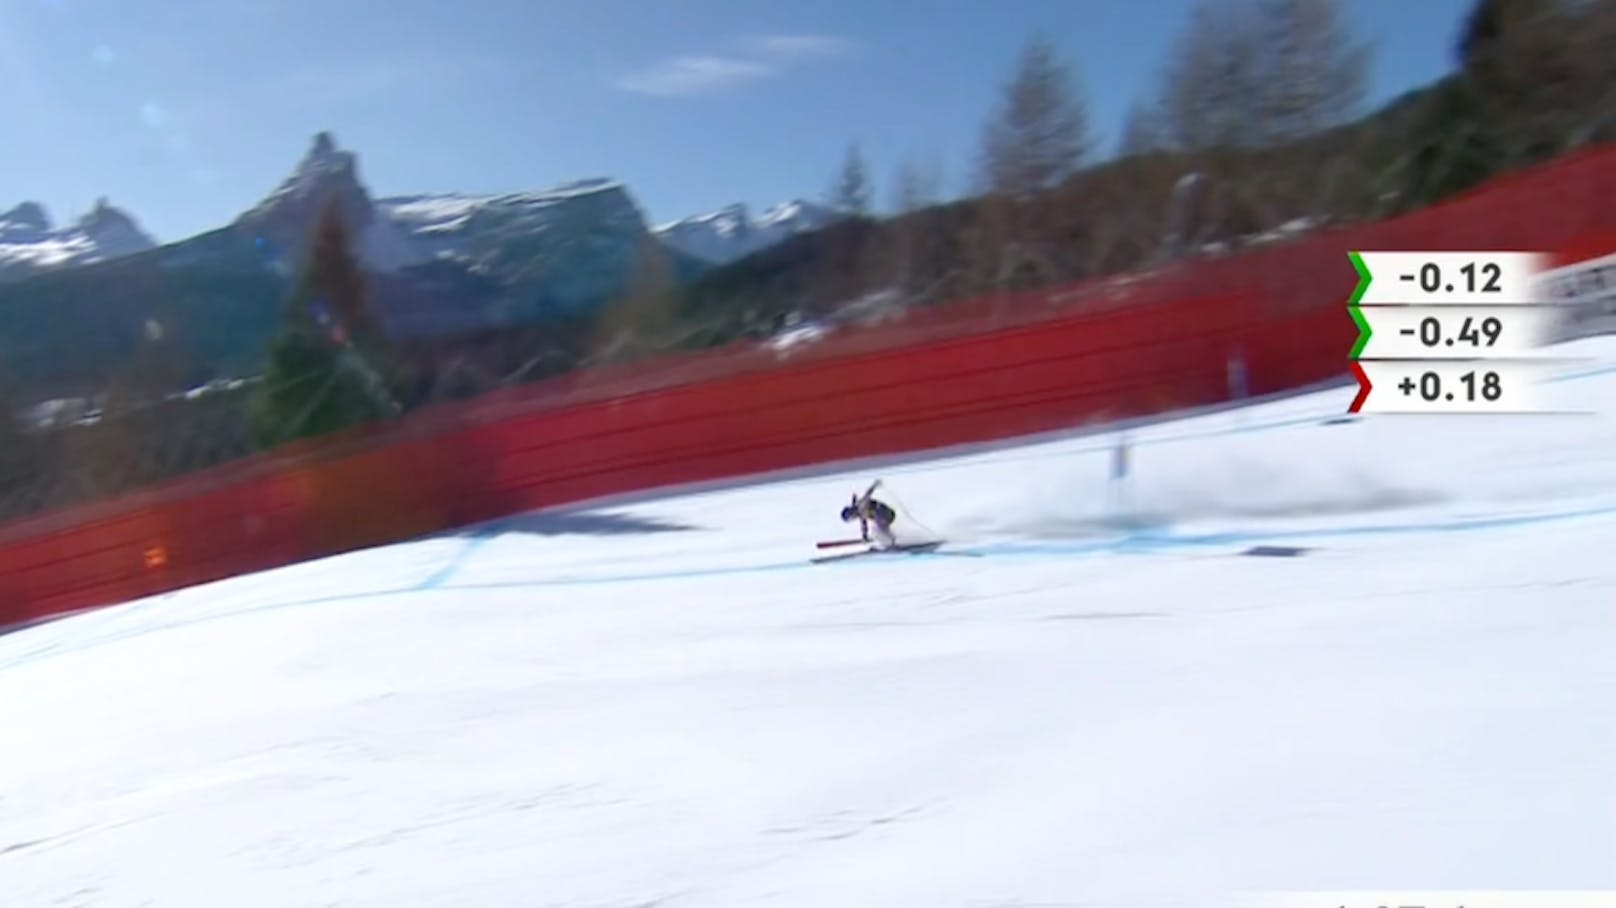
xmin=840 ymin=479 xmax=899 ymax=549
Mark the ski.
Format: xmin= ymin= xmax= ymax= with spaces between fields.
xmin=810 ymin=540 xmax=945 ymax=564
xmin=888 ymin=540 xmax=945 ymax=555
xmin=816 ymin=538 xmax=867 ymax=549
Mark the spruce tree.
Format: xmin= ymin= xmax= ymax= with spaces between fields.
xmin=249 ymin=199 xmax=399 ymax=449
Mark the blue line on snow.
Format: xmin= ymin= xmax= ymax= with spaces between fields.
xmin=420 ymin=358 xmax=1614 ymax=587
xmin=1545 ymin=363 xmax=1616 ymax=383
xmin=416 ymin=533 xmax=501 ymax=590
xmin=434 ymin=499 xmax=1616 ymax=590
xmin=4 ymin=495 xmax=1614 ymax=675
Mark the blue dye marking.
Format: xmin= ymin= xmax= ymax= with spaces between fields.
xmin=5 ymin=497 xmax=1614 ymax=675
xmin=407 ymin=355 xmax=1616 ymax=590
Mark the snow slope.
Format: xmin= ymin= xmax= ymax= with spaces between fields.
xmin=2 ymin=340 xmax=1615 ymax=907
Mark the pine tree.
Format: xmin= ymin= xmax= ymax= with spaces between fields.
xmin=1405 ymin=0 xmax=1582 ymax=205
xmin=248 ymin=199 xmax=399 ymax=449
xmin=1459 ymin=0 xmax=1565 ymax=73
xmin=1117 ymin=100 xmax=1166 ymax=158
xmin=829 ymin=142 xmax=872 ymax=216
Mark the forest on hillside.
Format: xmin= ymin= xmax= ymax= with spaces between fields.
xmin=660 ymin=0 xmax=1616 ymax=349
xmin=2 ymin=0 xmax=1612 ymax=523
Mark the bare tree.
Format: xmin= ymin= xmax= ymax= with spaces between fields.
xmin=0 ymin=380 xmax=37 ymax=514
xmin=884 ymin=153 xmax=946 ymax=293
xmin=1152 ymin=0 xmax=1370 ymax=150
xmin=828 ymin=142 xmax=873 ymax=217
xmin=592 ymin=238 xmax=679 ymax=363
xmin=1256 ymin=0 xmax=1371 ymax=142
xmin=1117 ymin=99 xmax=1167 ymax=158
xmin=891 ymin=153 xmax=944 ymax=215
xmin=1155 ymin=0 xmax=1268 ymax=152
xmin=977 ymin=34 xmax=1091 ymax=198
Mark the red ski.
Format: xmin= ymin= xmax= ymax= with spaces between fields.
xmin=816 ymin=538 xmax=867 ymax=549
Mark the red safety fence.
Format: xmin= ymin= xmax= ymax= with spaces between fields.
xmin=3 ymin=143 xmax=1616 ymax=625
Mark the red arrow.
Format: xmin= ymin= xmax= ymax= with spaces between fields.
xmin=1347 ymin=361 xmax=1372 ymax=413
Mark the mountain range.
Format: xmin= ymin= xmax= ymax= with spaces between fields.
xmin=0 ymin=132 xmax=844 ymax=401
xmin=0 ymin=199 xmax=158 ymax=281
xmin=653 ymin=200 xmax=841 ymax=266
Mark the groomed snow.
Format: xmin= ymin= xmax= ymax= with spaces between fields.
xmin=3 ymin=340 xmax=1614 ymax=907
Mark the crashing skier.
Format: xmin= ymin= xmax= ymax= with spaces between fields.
xmin=840 ymin=479 xmax=899 ymax=550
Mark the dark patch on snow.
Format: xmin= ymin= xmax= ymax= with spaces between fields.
xmin=447 ymin=509 xmax=699 ymax=539
xmin=1241 ymin=544 xmax=1311 ymax=557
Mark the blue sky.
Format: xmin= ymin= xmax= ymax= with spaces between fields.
xmin=1 ymin=0 xmax=1476 ymax=243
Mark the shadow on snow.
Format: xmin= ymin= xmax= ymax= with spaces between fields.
xmin=445 ymin=508 xmax=702 ymax=540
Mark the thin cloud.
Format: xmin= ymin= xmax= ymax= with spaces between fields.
xmin=743 ymin=33 xmax=855 ymax=60
xmin=618 ymin=33 xmax=854 ymax=98
xmin=617 ymin=55 xmax=775 ymax=97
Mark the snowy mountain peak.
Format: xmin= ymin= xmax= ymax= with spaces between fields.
xmin=546 ymin=177 xmax=623 ymax=196
xmin=236 ymin=131 xmax=425 ymax=272
xmin=655 ymin=198 xmax=843 ymax=266
xmin=239 ymin=132 xmax=362 ymax=224
xmin=377 ymin=177 xmax=653 ymax=278
xmin=297 ymin=131 xmax=357 ymax=181
xmin=72 ymin=198 xmax=157 ymax=259
xmin=379 ymin=179 xmax=645 ymax=241
xmin=758 ymin=199 xmax=830 ymax=229
xmin=0 ymin=198 xmax=157 ymax=280
xmin=1 ymin=202 xmax=52 ymax=237
xmin=657 ymin=203 xmax=746 ymax=230
xmin=75 ymin=197 xmax=136 ymax=231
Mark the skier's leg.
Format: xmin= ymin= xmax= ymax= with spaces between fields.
xmin=872 ymin=521 xmax=897 ymax=550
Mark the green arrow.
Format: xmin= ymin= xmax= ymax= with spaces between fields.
xmin=1347 ymin=304 xmax=1372 ymax=359
xmin=1347 ymin=250 xmax=1372 ymax=305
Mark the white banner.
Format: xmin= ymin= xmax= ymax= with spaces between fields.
xmin=1351 ymin=252 xmax=1550 ymax=306
xmin=1352 ymin=305 xmax=1561 ymax=360
xmin=1352 ymin=360 xmax=1563 ymax=414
